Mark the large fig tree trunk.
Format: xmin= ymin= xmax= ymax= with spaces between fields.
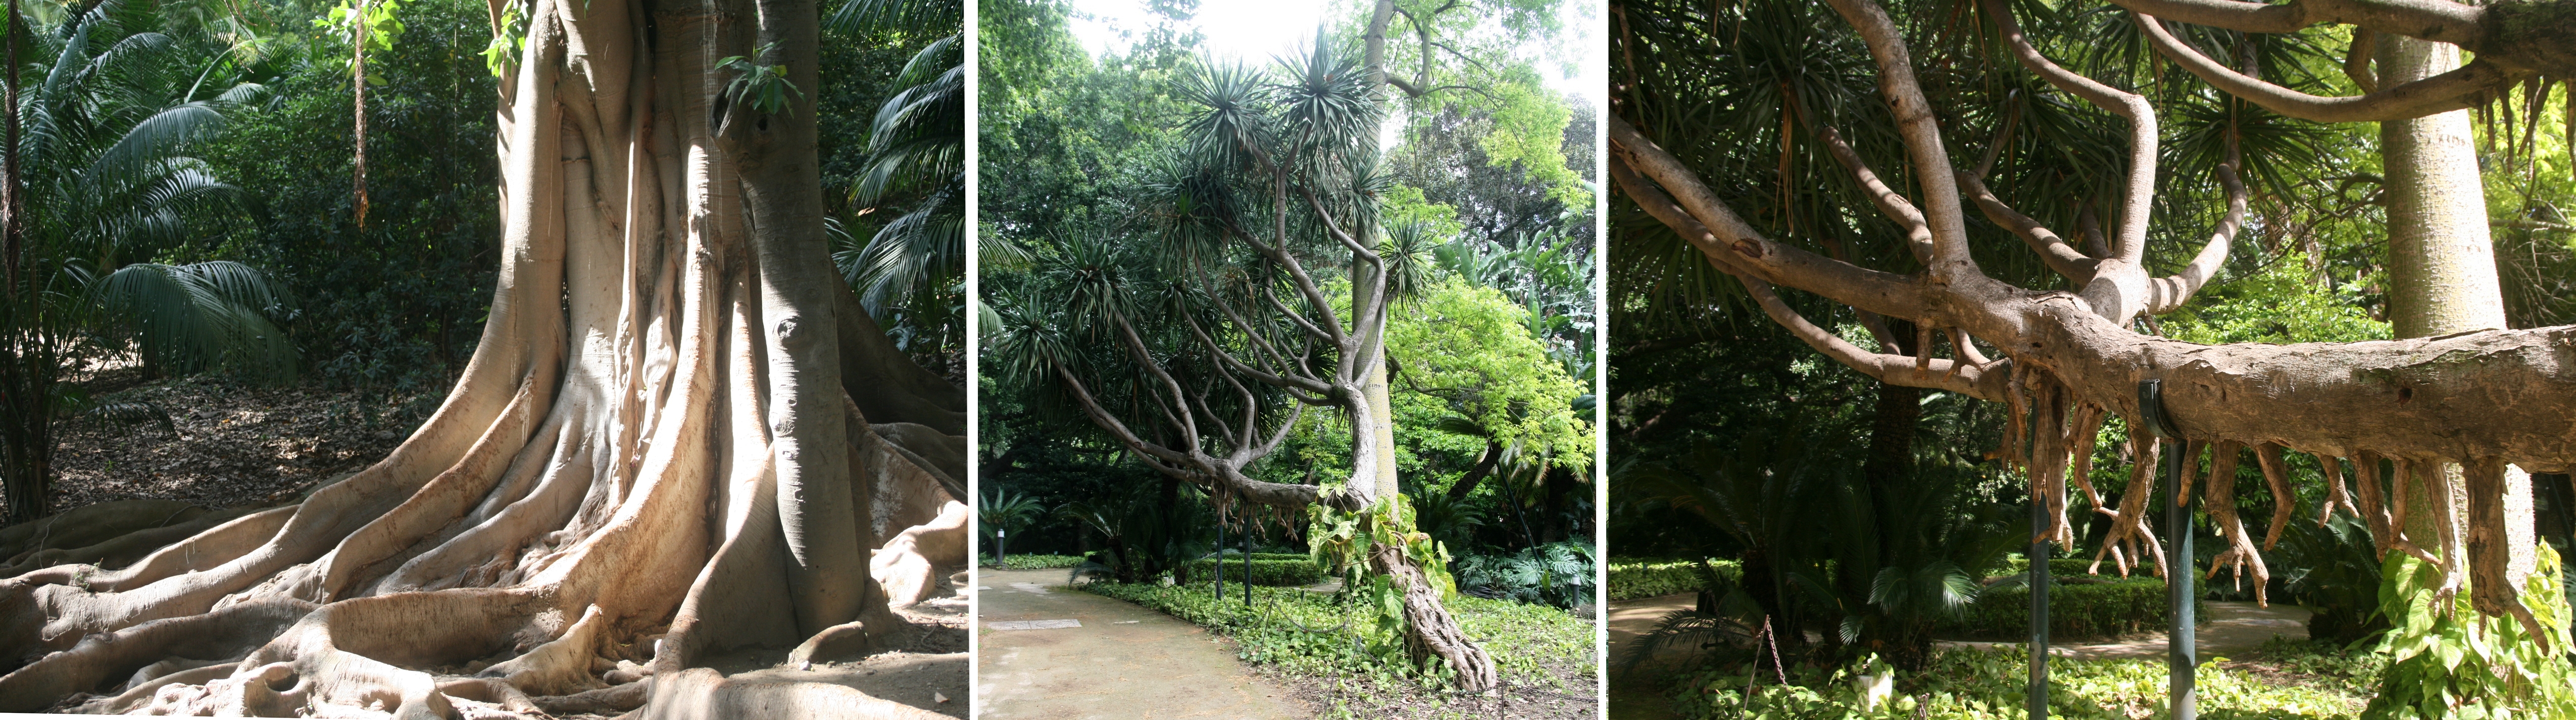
xmin=0 ymin=0 xmax=966 ymax=715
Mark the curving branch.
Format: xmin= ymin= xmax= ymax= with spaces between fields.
xmin=1607 ymin=117 xmax=1937 ymax=321
xmin=1816 ymin=125 xmax=1937 ymax=264
xmin=2135 ymin=11 xmax=2522 ymax=122
xmin=1819 ymin=0 xmax=1981 ymax=281
xmin=2145 ymin=144 xmax=2245 ymax=314
xmin=1986 ymin=0 xmax=2156 ymax=264
xmin=1957 ymin=172 xmax=2099 ymax=284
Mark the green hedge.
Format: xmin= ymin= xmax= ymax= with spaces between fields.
xmin=994 ymin=554 xmax=1085 ymax=570
xmin=1180 ymin=557 xmax=1325 ymax=586
xmin=1607 ymin=557 xmax=1741 ymax=601
xmin=1944 ymin=573 xmax=2204 ymax=639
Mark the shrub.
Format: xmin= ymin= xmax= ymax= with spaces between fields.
xmin=1179 ymin=557 xmax=1325 ymax=587
xmin=1456 ymin=541 xmax=1597 ymax=608
xmin=996 ymin=553 xmax=1084 ymax=570
xmin=1942 ymin=572 xmax=2203 ymax=640
xmin=1608 ymin=557 xmax=1741 ymax=601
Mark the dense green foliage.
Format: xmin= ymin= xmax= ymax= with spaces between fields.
xmin=1608 ymin=557 xmax=1740 ymax=601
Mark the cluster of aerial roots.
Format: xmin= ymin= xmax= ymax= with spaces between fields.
xmin=2002 ymin=364 xmax=2546 ymax=646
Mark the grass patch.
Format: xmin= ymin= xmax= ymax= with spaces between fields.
xmin=1082 ymin=580 xmax=1598 ymax=719
xmin=1664 ymin=638 xmax=2379 ymax=719
xmin=992 ymin=554 xmax=1084 ymax=570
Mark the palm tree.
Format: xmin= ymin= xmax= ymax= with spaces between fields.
xmin=827 ymin=0 xmax=984 ymax=359
xmin=0 ymin=3 xmax=292 ymax=523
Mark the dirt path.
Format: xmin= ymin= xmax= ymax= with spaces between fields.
xmin=1606 ymin=593 xmax=1695 ymax=720
xmin=1604 ymin=593 xmax=2310 ymax=719
xmin=975 ymin=568 xmax=1310 ymax=720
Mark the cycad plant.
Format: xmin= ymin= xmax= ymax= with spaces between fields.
xmin=1621 ymin=424 xmax=2017 ymax=671
xmin=0 ymin=3 xmax=291 ymax=523
xmin=980 ymin=486 xmax=1043 ymax=565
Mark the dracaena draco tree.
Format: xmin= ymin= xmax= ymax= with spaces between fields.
xmin=987 ymin=40 xmax=1502 ymax=691
xmin=1611 ymin=0 xmax=2576 ymax=668
xmin=0 ymin=0 xmax=969 ymax=715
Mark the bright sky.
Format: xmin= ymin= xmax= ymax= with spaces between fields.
xmin=1064 ymin=0 xmax=1606 ymax=113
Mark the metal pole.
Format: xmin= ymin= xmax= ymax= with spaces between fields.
xmin=2164 ymin=439 xmax=2196 ymax=719
xmin=997 ymin=528 xmax=1007 ymax=569
xmin=1215 ymin=511 xmax=1224 ymax=601
xmin=1243 ymin=522 xmax=1253 ymax=606
xmin=2141 ymin=380 xmax=2195 ymax=720
xmin=2029 ymin=491 xmax=2050 ymax=719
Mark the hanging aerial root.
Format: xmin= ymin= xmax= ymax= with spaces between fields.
xmin=2014 ymin=370 xmax=2076 ymax=547
xmin=2463 ymin=457 xmax=2547 ymax=648
xmin=2418 ymin=458 xmax=2470 ymax=605
xmin=2091 ymin=432 xmax=2165 ymax=578
xmin=2172 ymin=440 xmax=2206 ymax=506
xmin=0 ymin=597 xmax=315 ymax=711
xmin=2314 ymin=452 xmax=2355 ymax=527
xmin=2255 ymin=443 xmax=2295 ymax=550
xmin=2064 ymin=403 xmax=2108 ymax=513
xmin=2201 ymin=441 xmax=2271 ymax=605
xmin=2354 ymin=451 xmax=2395 ymax=555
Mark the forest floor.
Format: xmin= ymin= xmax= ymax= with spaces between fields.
xmin=40 ymin=368 xmax=440 ymax=515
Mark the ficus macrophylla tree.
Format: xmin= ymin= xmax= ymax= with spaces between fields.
xmin=988 ymin=41 xmax=1502 ymax=691
xmin=1611 ymin=0 xmax=2576 ymax=647
xmin=0 ymin=0 xmax=967 ymax=715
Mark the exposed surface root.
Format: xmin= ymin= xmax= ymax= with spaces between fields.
xmin=871 ymin=501 xmax=967 ymax=609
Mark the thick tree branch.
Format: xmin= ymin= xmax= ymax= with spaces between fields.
xmin=1820 ymin=0 xmax=1980 ymax=282
xmin=2146 ymin=145 xmax=2245 ymax=314
xmin=1957 ymin=172 xmax=2099 ymax=284
xmin=1987 ymin=0 xmax=2156 ymax=265
xmin=1607 ymin=118 xmax=1937 ymax=321
xmin=2135 ymin=11 xmax=2520 ymax=122
xmin=1816 ymin=125 xmax=1937 ymax=264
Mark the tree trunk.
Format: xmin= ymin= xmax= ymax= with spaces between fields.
xmin=2377 ymin=32 xmax=2536 ymax=590
xmin=0 ymin=0 xmax=965 ymax=714
xmin=352 ymin=0 xmax=370 ymax=230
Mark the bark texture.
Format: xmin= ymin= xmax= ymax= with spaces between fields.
xmin=0 ymin=0 xmax=966 ymax=714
